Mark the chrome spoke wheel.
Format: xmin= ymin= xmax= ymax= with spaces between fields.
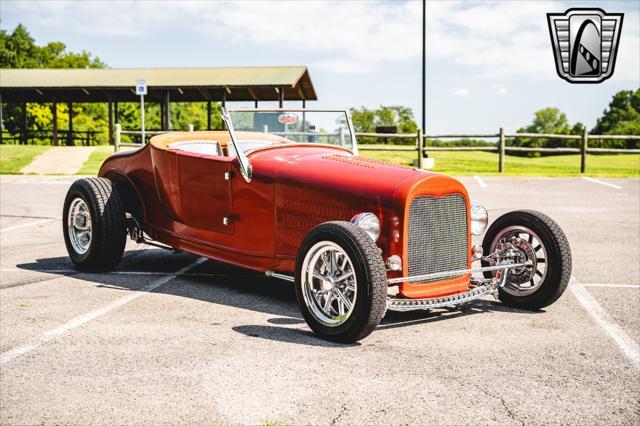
xmin=301 ymin=241 xmax=357 ymax=327
xmin=490 ymin=225 xmax=548 ymax=297
xmin=67 ymin=198 xmax=92 ymax=254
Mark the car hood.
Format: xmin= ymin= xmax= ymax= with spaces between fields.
xmin=248 ymin=145 xmax=466 ymax=206
xmin=250 ymin=146 xmax=420 ymax=198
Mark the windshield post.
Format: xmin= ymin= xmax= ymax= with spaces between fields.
xmin=222 ymin=107 xmax=253 ymax=183
xmin=345 ymin=111 xmax=359 ymax=156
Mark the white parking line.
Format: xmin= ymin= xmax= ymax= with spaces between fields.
xmin=0 ymin=268 xmax=257 ymax=279
xmin=0 ymin=219 xmax=55 ymax=233
xmin=473 ymin=175 xmax=487 ymax=188
xmin=582 ymin=284 xmax=640 ymax=289
xmin=570 ymin=277 xmax=639 ymax=369
xmin=582 ymin=177 xmax=622 ymax=190
xmin=0 ymin=257 xmax=206 ymax=365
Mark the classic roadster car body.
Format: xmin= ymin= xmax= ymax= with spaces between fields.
xmin=63 ymin=109 xmax=571 ymax=342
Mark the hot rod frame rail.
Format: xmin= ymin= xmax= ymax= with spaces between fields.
xmin=266 ymin=261 xmax=530 ymax=313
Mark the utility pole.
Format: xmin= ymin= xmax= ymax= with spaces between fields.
xmin=421 ymin=0 xmax=426 ymax=133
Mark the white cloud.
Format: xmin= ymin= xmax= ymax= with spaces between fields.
xmin=3 ymin=1 xmax=639 ymax=82
xmin=452 ymin=88 xmax=470 ymax=97
xmin=493 ymin=85 xmax=508 ymax=95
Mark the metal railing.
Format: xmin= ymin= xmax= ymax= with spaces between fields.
xmin=113 ymin=125 xmax=640 ymax=173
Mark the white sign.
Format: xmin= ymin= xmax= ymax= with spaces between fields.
xmin=135 ymin=79 xmax=147 ymax=95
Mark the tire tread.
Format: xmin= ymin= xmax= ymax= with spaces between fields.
xmin=483 ymin=209 xmax=571 ymax=309
xmin=63 ymin=177 xmax=126 ymax=271
xmin=295 ymin=221 xmax=387 ymax=342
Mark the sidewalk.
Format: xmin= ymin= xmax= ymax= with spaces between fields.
xmin=20 ymin=146 xmax=95 ymax=175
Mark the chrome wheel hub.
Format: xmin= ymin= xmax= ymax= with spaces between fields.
xmin=68 ymin=198 xmax=92 ymax=254
xmin=490 ymin=226 xmax=548 ymax=296
xmin=301 ymin=241 xmax=357 ymax=327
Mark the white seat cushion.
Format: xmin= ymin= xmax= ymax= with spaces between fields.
xmin=169 ymin=140 xmax=222 ymax=156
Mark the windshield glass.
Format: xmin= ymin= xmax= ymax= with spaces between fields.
xmin=227 ymin=109 xmax=356 ymax=153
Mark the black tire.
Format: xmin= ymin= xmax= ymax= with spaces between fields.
xmin=482 ymin=210 xmax=571 ymax=310
xmin=295 ymin=221 xmax=387 ymax=343
xmin=62 ymin=177 xmax=127 ymax=272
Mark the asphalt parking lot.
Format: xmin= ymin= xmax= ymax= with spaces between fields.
xmin=1 ymin=174 xmax=639 ymax=425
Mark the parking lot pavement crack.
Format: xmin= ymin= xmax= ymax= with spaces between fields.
xmin=330 ymin=403 xmax=349 ymax=425
xmin=472 ymin=385 xmax=524 ymax=425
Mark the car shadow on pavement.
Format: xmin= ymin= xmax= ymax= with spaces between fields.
xmin=17 ymin=249 xmax=540 ymax=347
xmin=380 ymin=300 xmax=542 ymax=331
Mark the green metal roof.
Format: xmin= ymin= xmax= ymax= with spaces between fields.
xmin=0 ymin=66 xmax=317 ymax=103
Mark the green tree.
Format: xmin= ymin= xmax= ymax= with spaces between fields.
xmin=349 ymin=107 xmax=376 ymax=133
xmin=523 ymin=107 xmax=571 ymax=134
xmin=0 ymin=24 xmax=104 ymax=69
xmin=348 ymin=105 xmax=418 ymax=144
xmin=592 ymin=89 xmax=640 ymax=149
xmin=512 ymin=108 xmax=573 ymax=156
xmin=1 ymin=24 xmax=108 ymax=144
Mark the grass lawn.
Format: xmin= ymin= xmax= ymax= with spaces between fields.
xmin=0 ymin=145 xmax=51 ymax=174
xmin=77 ymin=145 xmax=115 ymax=175
xmin=361 ymin=148 xmax=640 ymax=177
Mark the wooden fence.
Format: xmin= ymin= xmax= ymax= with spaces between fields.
xmin=114 ymin=125 xmax=640 ymax=173
xmin=357 ymin=128 xmax=640 ymax=173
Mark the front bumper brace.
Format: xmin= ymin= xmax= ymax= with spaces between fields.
xmin=385 ymin=261 xmax=530 ymax=312
xmin=266 ymin=262 xmax=531 ymax=313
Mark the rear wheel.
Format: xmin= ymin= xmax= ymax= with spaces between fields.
xmin=482 ymin=210 xmax=571 ymax=310
xmin=295 ymin=221 xmax=387 ymax=343
xmin=63 ymin=177 xmax=127 ymax=271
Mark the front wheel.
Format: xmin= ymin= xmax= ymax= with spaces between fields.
xmin=482 ymin=210 xmax=572 ymax=310
xmin=295 ymin=221 xmax=387 ymax=343
xmin=63 ymin=177 xmax=127 ymax=272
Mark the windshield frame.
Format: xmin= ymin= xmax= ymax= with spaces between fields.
xmin=222 ymin=107 xmax=358 ymax=182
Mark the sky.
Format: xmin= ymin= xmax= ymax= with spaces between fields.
xmin=1 ymin=0 xmax=639 ymax=134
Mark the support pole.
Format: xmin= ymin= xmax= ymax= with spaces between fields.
xmin=254 ymin=100 xmax=258 ymax=108
xmin=302 ymin=99 xmax=306 ymax=142
xmin=52 ymin=101 xmax=58 ymax=145
xmin=278 ymin=87 xmax=284 ymax=108
xmin=417 ymin=128 xmax=423 ymax=169
xmin=581 ymin=128 xmax=588 ymax=173
xmin=421 ymin=0 xmax=426 ymax=133
xmin=498 ymin=127 xmax=505 ymax=173
xmin=207 ymin=101 xmax=212 ymax=130
xmin=140 ymin=94 xmax=145 ymax=144
xmin=21 ymin=103 xmax=27 ymax=144
xmin=108 ymin=101 xmax=113 ymax=145
xmin=114 ymin=123 xmax=121 ymax=153
xmin=67 ymin=102 xmax=73 ymax=146
xmin=0 ymin=92 xmax=4 ymax=144
xmin=114 ymin=102 xmax=119 ymax=125
xmin=162 ymin=91 xmax=170 ymax=130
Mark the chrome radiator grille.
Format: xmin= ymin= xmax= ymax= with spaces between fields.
xmin=407 ymin=194 xmax=469 ymax=283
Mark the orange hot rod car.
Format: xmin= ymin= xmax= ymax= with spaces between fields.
xmin=63 ymin=109 xmax=572 ymax=342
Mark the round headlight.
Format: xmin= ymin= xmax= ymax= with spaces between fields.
xmin=470 ymin=204 xmax=488 ymax=236
xmin=351 ymin=212 xmax=380 ymax=241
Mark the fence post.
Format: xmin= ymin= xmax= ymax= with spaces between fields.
xmin=581 ymin=128 xmax=588 ymax=173
xmin=499 ymin=127 xmax=505 ymax=173
xmin=114 ymin=123 xmax=121 ymax=153
xmin=417 ymin=128 xmax=423 ymax=169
